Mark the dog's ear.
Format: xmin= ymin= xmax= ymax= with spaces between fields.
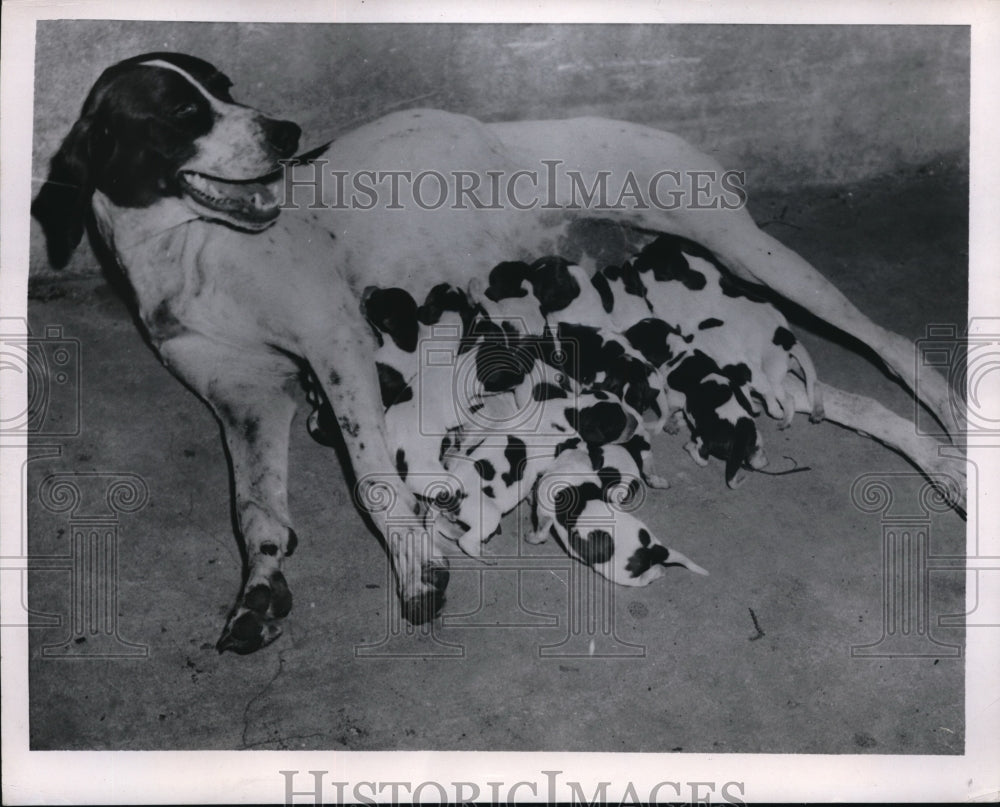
xmin=666 ymin=349 xmax=714 ymax=394
xmin=590 ymin=269 xmax=614 ymax=313
xmin=417 ymin=283 xmax=448 ymax=325
xmin=529 ymin=256 xmax=579 ymax=316
xmin=485 ymin=261 xmax=530 ymax=302
xmin=418 ymin=283 xmax=474 ymax=327
xmin=361 ymin=286 xmax=419 ymax=352
xmin=32 ymin=114 xmax=108 ymax=268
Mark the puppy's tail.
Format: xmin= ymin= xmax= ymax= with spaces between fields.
xmin=663 ymin=546 xmax=709 ymax=576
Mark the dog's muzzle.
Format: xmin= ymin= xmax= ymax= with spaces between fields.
xmin=178 ymin=170 xmax=284 ymax=228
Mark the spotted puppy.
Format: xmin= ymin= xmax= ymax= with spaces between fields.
xmin=623 ymin=234 xmax=824 ymax=426
xmin=667 ymin=349 xmax=769 ymax=488
xmin=438 ymin=384 xmax=644 ymax=559
xmin=529 ymin=445 xmax=708 ymax=586
xmin=359 ymin=284 xmax=484 ymax=502
xmin=473 ymin=260 xmax=548 ymax=336
xmin=475 ymin=255 xmax=670 ymax=433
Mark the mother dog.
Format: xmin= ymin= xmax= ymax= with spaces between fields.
xmin=32 ymin=52 xmax=964 ymax=653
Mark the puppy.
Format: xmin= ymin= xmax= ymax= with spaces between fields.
xmin=438 ymin=385 xmax=643 ymax=559
xmin=524 ymin=256 xmax=670 ymax=432
xmin=666 ymin=349 xmax=768 ymax=488
xmin=473 ymin=260 xmax=548 ymax=335
xmin=530 ymin=446 xmax=707 ymax=586
xmin=628 ymin=234 xmax=824 ymax=425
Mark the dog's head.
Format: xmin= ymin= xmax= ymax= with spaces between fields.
xmin=32 ymin=52 xmax=302 ymax=266
xmin=527 ymin=256 xmax=581 ymax=316
xmin=361 ymin=286 xmax=420 ymax=352
xmin=564 ymin=391 xmax=640 ymax=446
xmin=589 ymin=337 xmax=663 ymax=417
xmin=418 ymin=283 xmax=483 ymax=332
xmin=623 ymin=317 xmax=683 ymax=368
xmin=483 ymin=261 xmax=532 ymax=303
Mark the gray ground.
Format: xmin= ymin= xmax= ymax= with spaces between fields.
xmin=27 ymin=162 xmax=966 ymax=753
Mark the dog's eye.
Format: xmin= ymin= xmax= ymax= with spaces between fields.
xmin=171 ymin=102 xmax=200 ymax=119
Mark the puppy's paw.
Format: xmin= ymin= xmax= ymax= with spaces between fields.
xmin=644 ymin=472 xmax=671 ymax=489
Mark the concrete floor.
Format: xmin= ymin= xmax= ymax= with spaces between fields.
xmin=26 ymin=163 xmax=966 ymax=753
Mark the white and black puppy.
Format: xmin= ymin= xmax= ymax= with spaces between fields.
xmin=345 ymin=283 xmax=645 ymax=558
xmin=529 ymin=445 xmax=707 ymax=586
xmin=437 ymin=384 xmax=644 ymax=559
xmin=665 ymin=349 xmax=769 ymax=488
xmin=473 ymin=260 xmax=548 ymax=336
xmin=624 ymin=234 xmax=824 ymax=426
xmin=503 ymin=255 xmax=671 ymax=432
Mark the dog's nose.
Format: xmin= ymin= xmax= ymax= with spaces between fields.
xmin=265 ymin=119 xmax=302 ymax=158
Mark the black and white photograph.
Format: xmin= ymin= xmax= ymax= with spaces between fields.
xmin=2 ymin=1 xmax=998 ymax=803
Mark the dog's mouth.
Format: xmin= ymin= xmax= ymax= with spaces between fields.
xmin=178 ymin=170 xmax=282 ymax=229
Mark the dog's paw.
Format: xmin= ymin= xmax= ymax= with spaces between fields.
xmin=684 ymin=441 xmax=709 ymax=467
xmin=644 ymin=472 xmax=671 ymax=489
xmin=399 ymin=559 xmax=449 ymax=625
xmin=216 ymin=569 xmax=292 ymax=654
xmin=216 ymin=610 xmax=283 ymax=654
xmin=927 ymin=453 xmax=966 ymax=516
xmin=726 ymin=469 xmax=748 ymax=489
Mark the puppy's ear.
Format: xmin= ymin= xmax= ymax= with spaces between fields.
xmin=32 ymin=115 xmax=106 ymax=268
xmin=529 ymin=256 xmax=578 ymax=316
xmin=361 ymin=286 xmax=418 ymax=352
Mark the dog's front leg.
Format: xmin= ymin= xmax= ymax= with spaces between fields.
xmin=157 ymin=335 xmax=300 ymax=653
xmin=306 ymin=337 xmax=450 ymax=626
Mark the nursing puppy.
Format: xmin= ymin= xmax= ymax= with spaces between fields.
xmin=437 ymin=385 xmax=643 ymax=558
xmin=666 ymin=349 xmax=768 ymax=488
xmin=624 ymin=234 xmax=824 ymax=426
xmin=308 ymin=283 xmax=484 ymax=511
xmin=498 ymin=255 xmax=671 ymax=430
xmin=530 ymin=445 xmax=707 ymax=586
xmin=474 ymin=260 xmax=548 ymax=336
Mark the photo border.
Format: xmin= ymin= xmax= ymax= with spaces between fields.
xmin=2 ymin=0 xmax=998 ymax=803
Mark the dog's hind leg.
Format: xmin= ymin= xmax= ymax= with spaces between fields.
xmin=487 ymin=117 xmax=962 ymax=442
xmin=785 ymin=376 xmax=966 ymax=515
xmin=698 ymin=227 xmax=960 ymax=442
xmin=789 ymin=342 xmax=824 ymax=423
